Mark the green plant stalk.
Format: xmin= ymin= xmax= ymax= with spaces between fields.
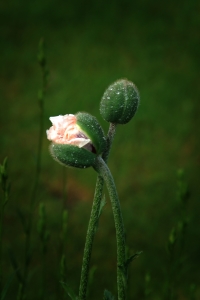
xmin=37 ymin=202 xmax=49 ymax=300
xmin=0 ymin=158 xmax=9 ymax=298
xmin=20 ymin=87 xmax=44 ymax=295
xmin=19 ymin=39 xmax=48 ymax=300
xmin=165 ymin=170 xmax=190 ymax=300
xmin=78 ymin=175 xmax=104 ymax=300
xmin=41 ymin=242 xmax=47 ymax=300
xmin=62 ymin=167 xmax=67 ymax=209
xmin=60 ymin=169 xmax=68 ymax=258
xmin=0 ymin=198 xmax=4 ymax=297
xmin=78 ymin=123 xmax=116 ymax=300
xmin=94 ymin=156 xmax=126 ymax=300
xmin=102 ymin=123 xmax=117 ymax=162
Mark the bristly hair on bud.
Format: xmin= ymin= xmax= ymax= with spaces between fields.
xmin=47 ymin=112 xmax=106 ymax=169
xmin=100 ymin=79 xmax=140 ymax=124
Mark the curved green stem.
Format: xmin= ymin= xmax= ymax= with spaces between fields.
xmin=94 ymin=156 xmax=126 ymax=300
xmin=102 ymin=123 xmax=117 ymax=162
xmin=78 ymin=175 xmax=104 ymax=300
xmin=78 ymin=123 xmax=116 ymax=300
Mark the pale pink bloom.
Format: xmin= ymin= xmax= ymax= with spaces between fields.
xmin=46 ymin=114 xmax=91 ymax=147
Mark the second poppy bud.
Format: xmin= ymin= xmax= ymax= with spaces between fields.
xmin=100 ymin=79 xmax=140 ymax=124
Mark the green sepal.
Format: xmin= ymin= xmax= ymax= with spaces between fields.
xmin=50 ymin=143 xmax=97 ymax=169
xmin=100 ymin=79 xmax=140 ymax=124
xmin=76 ymin=112 xmax=106 ymax=154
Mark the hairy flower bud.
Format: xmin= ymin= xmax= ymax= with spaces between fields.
xmin=47 ymin=112 xmax=106 ymax=168
xmin=100 ymin=79 xmax=140 ymax=124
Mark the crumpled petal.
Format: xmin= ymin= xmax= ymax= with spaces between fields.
xmin=46 ymin=114 xmax=91 ymax=148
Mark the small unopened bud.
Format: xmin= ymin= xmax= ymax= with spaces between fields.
xmin=100 ymin=79 xmax=140 ymax=124
xmin=47 ymin=112 xmax=106 ymax=168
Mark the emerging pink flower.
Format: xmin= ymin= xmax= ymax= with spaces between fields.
xmin=46 ymin=114 xmax=91 ymax=148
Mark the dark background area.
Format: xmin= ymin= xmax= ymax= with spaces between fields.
xmin=0 ymin=0 xmax=200 ymax=299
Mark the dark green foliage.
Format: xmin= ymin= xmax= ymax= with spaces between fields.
xmin=144 ymin=272 xmax=152 ymax=299
xmin=189 ymin=284 xmax=197 ymax=300
xmin=9 ymin=251 xmax=24 ymax=285
xmin=103 ymin=289 xmax=115 ymax=300
xmin=0 ymin=158 xmax=10 ymax=299
xmin=60 ymin=210 xmax=68 ymax=252
xmin=0 ymin=272 xmax=15 ymax=300
xmin=60 ymin=255 xmax=69 ymax=299
xmin=0 ymin=158 xmax=10 ymax=203
xmin=164 ymin=170 xmax=191 ymax=300
xmin=37 ymin=202 xmax=50 ymax=254
xmin=60 ymin=281 xmax=78 ymax=300
xmin=87 ymin=265 xmax=96 ymax=296
xmin=0 ymin=0 xmax=200 ymax=299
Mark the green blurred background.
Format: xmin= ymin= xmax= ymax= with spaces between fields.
xmin=0 ymin=0 xmax=200 ymax=299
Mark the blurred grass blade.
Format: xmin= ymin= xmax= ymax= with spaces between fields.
xmin=16 ymin=208 xmax=28 ymax=234
xmin=103 ymin=289 xmax=115 ymax=300
xmin=1 ymin=272 xmax=15 ymax=300
xmin=60 ymin=281 xmax=78 ymax=300
xmin=87 ymin=265 xmax=97 ymax=298
xmin=9 ymin=250 xmax=23 ymax=284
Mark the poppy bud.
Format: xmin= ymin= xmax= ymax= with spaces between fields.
xmin=100 ymin=79 xmax=140 ymax=124
xmin=47 ymin=112 xmax=106 ymax=168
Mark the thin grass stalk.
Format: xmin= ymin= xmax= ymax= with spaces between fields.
xmin=0 ymin=192 xmax=4 ymax=298
xmin=19 ymin=39 xmax=48 ymax=300
xmin=0 ymin=158 xmax=10 ymax=298
xmin=62 ymin=167 xmax=67 ymax=210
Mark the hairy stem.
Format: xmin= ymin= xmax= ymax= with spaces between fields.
xmin=94 ymin=156 xmax=126 ymax=300
xmin=78 ymin=123 xmax=116 ymax=300
xmin=78 ymin=175 xmax=104 ymax=300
